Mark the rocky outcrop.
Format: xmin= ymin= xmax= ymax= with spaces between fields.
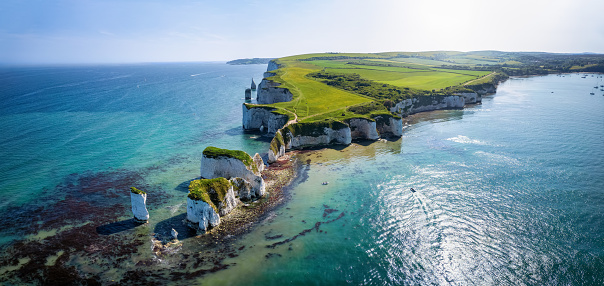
xmin=130 ymin=187 xmax=149 ymax=222
xmin=345 ymin=118 xmax=379 ymax=140
xmin=288 ymin=125 xmax=351 ymax=149
xmin=455 ymin=92 xmax=481 ymax=104
xmin=242 ymin=104 xmax=289 ymax=135
xmin=268 ymin=131 xmax=287 ymax=163
xmin=373 ymin=114 xmax=403 ymax=137
xmin=253 ymin=153 xmax=265 ymax=173
xmin=268 ymin=121 xmax=351 ymax=163
xmin=256 ymin=79 xmax=293 ymax=104
xmin=256 ymin=60 xmax=293 ymax=104
xmin=200 ymin=147 xmax=265 ymax=199
xmin=267 ymin=60 xmax=279 ymax=72
xmin=245 ymin=88 xmax=252 ymax=100
xmin=230 ymin=177 xmax=258 ymax=201
xmin=186 ymin=197 xmax=220 ymax=232
xmin=389 ymin=95 xmax=465 ymax=116
xmin=251 ymin=78 xmax=256 ymax=90
xmin=186 ymin=177 xmax=239 ymax=232
xmin=469 ymin=84 xmax=497 ymax=95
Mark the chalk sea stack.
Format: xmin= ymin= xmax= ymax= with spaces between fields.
xmin=185 ymin=146 xmax=267 ymax=232
xmin=186 ymin=178 xmax=238 ymax=232
xmin=251 ymin=78 xmax=256 ymax=90
xmin=245 ymin=88 xmax=252 ymax=100
xmin=130 ymin=187 xmax=149 ymax=222
xmin=200 ymin=146 xmax=265 ymax=197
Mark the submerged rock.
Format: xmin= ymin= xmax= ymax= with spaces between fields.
xmin=130 ymin=187 xmax=149 ymax=222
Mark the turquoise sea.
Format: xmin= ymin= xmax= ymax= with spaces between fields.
xmin=0 ymin=64 xmax=602 ymax=285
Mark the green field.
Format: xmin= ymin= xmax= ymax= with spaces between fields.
xmin=306 ymin=58 xmax=489 ymax=90
xmin=254 ymin=52 xmax=494 ymax=123
xmin=250 ymin=51 xmax=604 ymax=125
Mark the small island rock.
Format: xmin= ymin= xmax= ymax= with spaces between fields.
xmin=130 ymin=187 xmax=149 ymax=222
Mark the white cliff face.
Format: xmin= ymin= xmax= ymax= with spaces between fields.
xmin=242 ymin=105 xmax=288 ymax=135
xmin=256 ymin=79 xmax=294 ymax=104
xmin=267 ymin=60 xmax=280 ymax=72
xmin=288 ymin=127 xmax=352 ymax=149
xmin=130 ymin=193 xmax=149 ymax=221
xmin=268 ymin=142 xmax=286 ymax=163
xmin=374 ymin=115 xmax=403 ymax=137
xmin=215 ymin=185 xmax=239 ymax=216
xmin=472 ymin=85 xmax=497 ymax=95
xmin=186 ymin=198 xmax=220 ymax=232
xmin=253 ymin=153 xmax=265 ymax=173
xmin=455 ymin=92 xmax=481 ymax=104
xmin=390 ymin=95 xmax=465 ymax=116
xmin=230 ymin=177 xmax=265 ymax=201
xmin=200 ymin=155 xmax=266 ymax=200
xmin=347 ymin=118 xmax=379 ymax=140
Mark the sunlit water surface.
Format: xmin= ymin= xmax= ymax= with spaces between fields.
xmin=1 ymin=66 xmax=602 ymax=285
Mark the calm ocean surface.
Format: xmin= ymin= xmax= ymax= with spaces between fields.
xmin=0 ymin=64 xmax=602 ymax=285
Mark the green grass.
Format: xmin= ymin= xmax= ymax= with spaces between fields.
xmin=388 ymin=57 xmax=454 ymax=66
xmin=188 ymin=178 xmax=232 ymax=213
xmin=203 ymin=146 xmax=253 ymax=167
xmin=130 ymin=187 xmax=146 ymax=195
xmin=257 ymin=52 xmax=518 ymax=125
xmin=321 ymin=68 xmax=479 ymax=90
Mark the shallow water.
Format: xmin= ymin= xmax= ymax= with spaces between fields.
xmin=1 ymin=66 xmax=603 ymax=284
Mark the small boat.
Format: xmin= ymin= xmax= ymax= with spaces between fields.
xmin=590 ymin=92 xmax=595 ymax=95
xmin=322 ymin=182 xmax=329 ymax=185
xmin=410 ymin=188 xmax=416 ymax=193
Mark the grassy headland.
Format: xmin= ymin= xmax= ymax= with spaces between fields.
xmin=252 ymin=51 xmax=604 ymax=126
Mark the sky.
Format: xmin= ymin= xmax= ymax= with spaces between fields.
xmin=1 ymin=0 xmax=603 ymax=64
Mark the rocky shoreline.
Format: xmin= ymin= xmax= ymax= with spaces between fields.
xmin=193 ymin=151 xmax=302 ymax=241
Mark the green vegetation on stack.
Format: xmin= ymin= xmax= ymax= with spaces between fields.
xmin=188 ymin=178 xmax=232 ymax=213
xmin=130 ymin=187 xmax=146 ymax=195
xmin=203 ymin=146 xmax=253 ymax=167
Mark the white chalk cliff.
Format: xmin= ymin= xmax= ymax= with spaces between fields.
xmin=374 ymin=115 xmax=403 ymax=137
xmin=200 ymin=152 xmax=266 ymax=199
xmin=389 ymin=95 xmax=466 ymax=116
xmin=186 ymin=198 xmax=220 ymax=232
xmin=256 ymin=79 xmax=294 ymax=104
xmin=130 ymin=192 xmax=149 ymax=221
xmin=242 ymin=105 xmax=289 ymax=135
xmin=346 ymin=118 xmax=379 ymax=140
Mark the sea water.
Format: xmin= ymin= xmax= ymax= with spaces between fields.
xmin=0 ymin=63 xmax=268 ymax=243
xmin=1 ymin=65 xmax=603 ymax=285
xmin=200 ymin=74 xmax=604 ymax=285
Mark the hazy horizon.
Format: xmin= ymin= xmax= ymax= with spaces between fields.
xmin=1 ymin=0 xmax=603 ymax=65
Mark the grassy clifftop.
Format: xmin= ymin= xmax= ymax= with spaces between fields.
xmin=254 ymin=51 xmax=604 ymax=125
xmin=188 ymin=178 xmax=231 ymax=213
xmin=202 ymin=146 xmax=253 ymax=167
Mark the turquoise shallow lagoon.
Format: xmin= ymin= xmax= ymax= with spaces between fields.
xmin=0 ymin=65 xmax=603 ymax=285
